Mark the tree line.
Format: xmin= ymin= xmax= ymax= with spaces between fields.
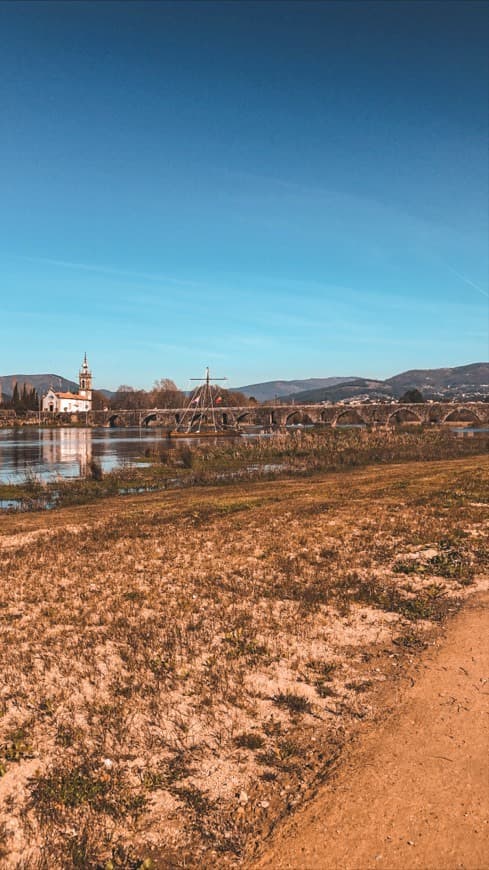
xmin=0 ymin=382 xmax=40 ymax=412
xmin=0 ymin=378 xmax=252 ymax=413
xmin=108 ymin=378 xmax=252 ymax=410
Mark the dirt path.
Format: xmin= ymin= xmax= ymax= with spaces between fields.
xmin=253 ymin=594 xmax=489 ymax=870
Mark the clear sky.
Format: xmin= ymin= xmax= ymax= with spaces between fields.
xmin=1 ymin=0 xmax=488 ymax=390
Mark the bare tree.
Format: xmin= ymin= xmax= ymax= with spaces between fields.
xmin=153 ymin=378 xmax=179 ymax=391
xmin=111 ymin=387 xmax=148 ymax=410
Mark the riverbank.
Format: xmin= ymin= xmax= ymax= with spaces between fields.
xmin=0 ymin=455 xmax=487 ymax=867
xmin=1 ymin=426 xmax=487 ymax=510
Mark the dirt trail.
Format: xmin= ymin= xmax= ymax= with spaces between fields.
xmin=253 ymin=594 xmax=489 ymax=870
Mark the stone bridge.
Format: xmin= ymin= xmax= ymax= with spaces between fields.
xmin=86 ymin=402 xmax=489 ymax=429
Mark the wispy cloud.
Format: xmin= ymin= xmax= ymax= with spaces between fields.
xmin=8 ymin=254 xmax=198 ymax=288
xmin=443 ymin=263 xmax=489 ymax=299
xmin=218 ymin=166 xmax=463 ymax=241
xmin=132 ymin=339 xmax=228 ymax=360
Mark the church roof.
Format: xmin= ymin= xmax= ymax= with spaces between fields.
xmin=54 ymin=392 xmax=87 ymax=400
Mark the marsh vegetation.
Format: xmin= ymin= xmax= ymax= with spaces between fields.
xmin=1 ymin=426 xmax=487 ymax=512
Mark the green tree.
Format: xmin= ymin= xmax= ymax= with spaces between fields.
xmin=399 ymin=388 xmax=424 ymax=404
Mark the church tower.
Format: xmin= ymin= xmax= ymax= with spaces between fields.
xmin=79 ymin=353 xmax=93 ymax=404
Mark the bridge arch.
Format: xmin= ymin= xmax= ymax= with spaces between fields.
xmin=261 ymin=410 xmax=283 ymax=427
xmin=108 ymin=413 xmax=122 ymax=428
xmin=221 ymin=411 xmax=232 ymax=427
xmin=285 ymin=410 xmax=314 ymax=426
xmin=142 ymin=413 xmax=158 ymax=427
xmin=237 ymin=411 xmax=252 ymax=425
xmin=389 ymin=408 xmax=422 ymax=425
xmin=443 ymin=408 xmax=481 ymax=425
xmin=334 ymin=408 xmax=367 ymax=426
xmin=188 ymin=412 xmax=209 ymax=431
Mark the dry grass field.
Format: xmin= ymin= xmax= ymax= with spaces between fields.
xmin=0 ymin=450 xmax=488 ymax=868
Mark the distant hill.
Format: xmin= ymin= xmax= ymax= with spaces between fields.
xmin=0 ymin=373 xmax=79 ymax=400
xmin=235 ymin=377 xmax=357 ymax=402
xmin=0 ymin=374 xmax=116 ymax=403
xmin=2 ymin=363 xmax=487 ymax=406
xmin=385 ymin=363 xmax=489 ymax=395
xmin=281 ymin=378 xmax=390 ymax=404
xmin=277 ymin=363 xmax=489 ymax=403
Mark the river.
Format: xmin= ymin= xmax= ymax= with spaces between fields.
xmin=0 ymin=425 xmax=487 ymax=486
xmin=0 ymin=426 xmax=171 ymax=484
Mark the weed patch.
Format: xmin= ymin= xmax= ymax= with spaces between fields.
xmin=234 ymin=732 xmax=265 ymax=750
xmin=272 ymin=691 xmax=313 ymax=715
xmin=29 ymin=762 xmax=147 ymax=822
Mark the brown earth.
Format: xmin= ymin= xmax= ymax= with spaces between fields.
xmin=253 ymin=593 xmax=489 ymax=870
xmin=0 ymin=454 xmax=488 ymax=867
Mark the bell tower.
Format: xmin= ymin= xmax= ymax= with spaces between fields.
xmin=79 ymin=353 xmax=93 ymax=403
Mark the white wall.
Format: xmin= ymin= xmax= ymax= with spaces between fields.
xmin=42 ymin=393 xmax=91 ymax=413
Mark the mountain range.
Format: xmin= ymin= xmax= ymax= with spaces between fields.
xmin=0 ymin=374 xmax=117 ymax=402
xmin=232 ymin=377 xmax=356 ymax=403
xmin=0 ymin=374 xmax=79 ymax=402
xmin=1 ymin=363 xmax=488 ymax=404
xmin=236 ymin=363 xmax=489 ymax=402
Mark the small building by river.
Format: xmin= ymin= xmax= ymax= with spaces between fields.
xmin=42 ymin=354 xmax=93 ymax=414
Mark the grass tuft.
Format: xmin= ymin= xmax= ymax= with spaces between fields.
xmin=272 ymin=691 xmax=313 ymax=715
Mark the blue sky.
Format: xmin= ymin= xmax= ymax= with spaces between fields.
xmin=1 ymin=0 xmax=487 ymax=390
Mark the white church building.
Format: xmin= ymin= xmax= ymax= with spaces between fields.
xmin=42 ymin=354 xmax=93 ymax=414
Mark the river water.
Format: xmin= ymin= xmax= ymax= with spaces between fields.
xmin=0 ymin=425 xmax=487 ymax=486
xmin=0 ymin=426 xmax=170 ymax=484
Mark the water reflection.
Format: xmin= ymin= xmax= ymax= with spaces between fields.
xmin=0 ymin=427 xmax=161 ymax=483
xmin=41 ymin=428 xmax=92 ymax=477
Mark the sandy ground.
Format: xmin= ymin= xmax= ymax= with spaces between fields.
xmin=254 ymin=593 xmax=489 ymax=870
xmin=0 ymin=454 xmax=487 ymax=867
